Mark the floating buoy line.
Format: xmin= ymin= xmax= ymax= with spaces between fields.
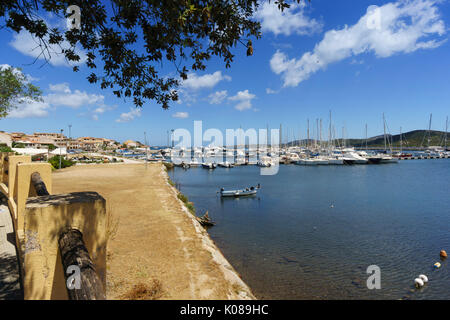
xmin=413 ymin=250 xmax=447 ymax=289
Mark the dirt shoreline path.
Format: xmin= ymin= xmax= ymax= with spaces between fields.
xmin=52 ymin=163 xmax=255 ymax=300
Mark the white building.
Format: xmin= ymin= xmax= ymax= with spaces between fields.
xmin=0 ymin=131 xmax=12 ymax=147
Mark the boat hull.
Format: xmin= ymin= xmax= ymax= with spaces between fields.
xmin=220 ymin=190 xmax=257 ymax=197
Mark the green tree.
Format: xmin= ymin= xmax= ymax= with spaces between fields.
xmin=48 ymin=144 xmax=57 ymax=151
xmin=0 ymin=66 xmax=42 ymax=118
xmin=0 ymin=0 xmax=305 ymax=110
xmin=0 ymin=145 xmax=13 ymax=152
xmin=12 ymin=142 xmax=26 ymax=148
xmin=48 ymin=155 xmax=74 ymax=169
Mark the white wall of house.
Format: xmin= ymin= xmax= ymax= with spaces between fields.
xmin=0 ymin=132 xmax=12 ymax=147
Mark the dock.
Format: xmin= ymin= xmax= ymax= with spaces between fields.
xmin=396 ymin=155 xmax=450 ymax=160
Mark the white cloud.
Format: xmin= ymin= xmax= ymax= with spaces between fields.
xmin=208 ymin=90 xmax=228 ymax=104
xmin=228 ymin=90 xmax=256 ymax=111
xmin=0 ymin=64 xmax=17 ymax=73
xmin=49 ymin=83 xmax=71 ymax=93
xmin=1 ymin=65 xmax=48 ymax=119
xmin=266 ymin=88 xmax=279 ymax=94
xmin=1 ymin=64 xmax=39 ymax=83
xmin=116 ymin=108 xmax=142 ymax=123
xmin=172 ymin=112 xmax=189 ymax=119
xmin=90 ymin=105 xmax=117 ymax=120
xmin=10 ymin=30 xmax=87 ymax=67
xmin=46 ymin=83 xmax=105 ymax=108
xmin=6 ymin=81 xmax=114 ymax=119
xmin=271 ymin=0 xmax=446 ymax=87
xmin=93 ymin=105 xmax=114 ymax=114
xmin=254 ymin=1 xmax=323 ymax=36
xmin=8 ymin=99 xmax=51 ymax=118
xmin=182 ymin=71 xmax=231 ymax=90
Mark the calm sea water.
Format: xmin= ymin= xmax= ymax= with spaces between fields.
xmin=169 ymin=159 xmax=450 ymax=300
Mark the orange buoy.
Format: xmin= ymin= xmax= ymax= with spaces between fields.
xmin=440 ymin=250 xmax=448 ymax=259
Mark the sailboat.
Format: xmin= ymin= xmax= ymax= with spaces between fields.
xmin=379 ymin=114 xmax=398 ymax=164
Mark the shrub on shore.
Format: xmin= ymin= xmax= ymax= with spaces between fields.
xmin=177 ymin=193 xmax=195 ymax=215
xmin=121 ymin=280 xmax=163 ymax=300
xmin=163 ymin=162 xmax=174 ymax=170
xmin=48 ymin=155 xmax=75 ymax=169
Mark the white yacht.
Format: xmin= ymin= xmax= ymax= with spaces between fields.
xmin=189 ymin=158 xmax=201 ymax=167
xmin=344 ymin=151 xmax=368 ymax=164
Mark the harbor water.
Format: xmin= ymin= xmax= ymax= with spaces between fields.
xmin=169 ymin=159 xmax=450 ymax=299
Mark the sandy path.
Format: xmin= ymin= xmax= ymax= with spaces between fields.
xmin=52 ymin=163 xmax=254 ymax=300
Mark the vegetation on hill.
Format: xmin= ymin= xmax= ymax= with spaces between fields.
xmin=286 ymin=130 xmax=448 ymax=149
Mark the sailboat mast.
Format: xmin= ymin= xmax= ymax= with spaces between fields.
xmin=319 ymin=119 xmax=323 ymax=150
xmin=298 ymin=127 xmax=301 ymax=148
xmin=316 ymin=119 xmax=319 ymax=149
xmin=365 ymin=124 xmax=368 ymax=151
xmin=428 ymin=113 xmax=432 ymax=147
xmin=329 ymin=111 xmax=332 ymax=154
xmin=400 ymin=127 xmax=403 ymax=154
xmin=445 ymin=116 xmax=448 ymax=150
xmin=307 ymin=119 xmax=310 ymax=149
xmin=279 ymin=124 xmax=282 ymax=149
xmin=383 ymin=113 xmax=387 ymax=152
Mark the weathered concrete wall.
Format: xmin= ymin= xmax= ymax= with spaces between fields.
xmin=0 ymin=153 xmax=107 ymax=300
xmin=15 ymin=163 xmax=52 ymax=233
xmin=0 ymin=132 xmax=12 ymax=147
xmin=22 ymin=192 xmax=107 ymax=300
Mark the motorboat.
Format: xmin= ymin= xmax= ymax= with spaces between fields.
xmin=344 ymin=151 xmax=368 ymax=164
xmin=218 ymin=161 xmax=234 ymax=168
xmin=296 ymin=158 xmax=318 ymax=166
xmin=202 ymin=163 xmax=217 ymax=169
xmin=379 ymin=155 xmax=398 ymax=163
xmin=219 ymin=184 xmax=260 ymax=197
xmin=189 ymin=158 xmax=201 ymax=167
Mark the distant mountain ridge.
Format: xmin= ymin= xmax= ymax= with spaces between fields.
xmin=286 ymin=130 xmax=448 ymax=148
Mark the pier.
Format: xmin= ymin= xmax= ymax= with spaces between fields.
xmin=396 ymin=155 xmax=450 ymax=160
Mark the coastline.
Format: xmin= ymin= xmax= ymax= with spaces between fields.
xmin=162 ymin=165 xmax=255 ymax=300
xmin=52 ymin=163 xmax=255 ymax=300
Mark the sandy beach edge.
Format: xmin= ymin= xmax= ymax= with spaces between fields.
xmin=161 ymin=165 xmax=256 ymax=300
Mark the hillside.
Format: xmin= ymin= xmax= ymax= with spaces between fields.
xmin=286 ymin=130 xmax=448 ymax=149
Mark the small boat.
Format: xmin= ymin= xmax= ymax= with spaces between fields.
xmin=296 ymin=158 xmax=318 ymax=166
xmin=379 ymin=155 xmax=398 ymax=164
xmin=257 ymin=160 xmax=271 ymax=167
xmin=219 ymin=184 xmax=260 ymax=197
xmin=327 ymin=157 xmax=345 ymax=165
xmin=202 ymin=163 xmax=217 ymax=169
xmin=315 ymin=157 xmax=329 ymax=165
xmin=189 ymin=159 xmax=201 ymax=167
xmin=218 ymin=161 xmax=234 ymax=168
xmin=344 ymin=151 xmax=368 ymax=164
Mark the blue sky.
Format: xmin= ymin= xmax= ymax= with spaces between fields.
xmin=1 ymin=0 xmax=449 ymax=145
